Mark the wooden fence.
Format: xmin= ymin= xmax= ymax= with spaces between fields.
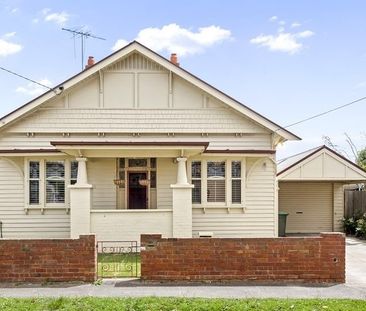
xmin=345 ymin=190 xmax=366 ymax=218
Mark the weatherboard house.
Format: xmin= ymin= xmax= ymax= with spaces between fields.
xmin=0 ymin=41 xmax=365 ymax=241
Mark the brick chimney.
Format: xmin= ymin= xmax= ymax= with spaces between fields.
xmin=85 ymin=56 xmax=95 ymax=69
xmin=170 ymin=53 xmax=179 ymax=66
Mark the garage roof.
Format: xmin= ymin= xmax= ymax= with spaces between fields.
xmin=277 ymin=145 xmax=366 ymax=182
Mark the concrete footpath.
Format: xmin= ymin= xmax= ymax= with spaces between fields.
xmin=0 ymin=280 xmax=366 ymax=300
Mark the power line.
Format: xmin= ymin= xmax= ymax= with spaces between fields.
xmin=279 ymin=95 xmax=366 ymax=130
xmin=0 ymin=66 xmax=63 ymax=95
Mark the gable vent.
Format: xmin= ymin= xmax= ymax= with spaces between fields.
xmin=106 ymin=52 xmax=166 ymax=71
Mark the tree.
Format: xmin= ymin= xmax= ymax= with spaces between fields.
xmin=357 ymin=148 xmax=366 ymax=170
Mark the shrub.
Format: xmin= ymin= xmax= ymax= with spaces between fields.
xmin=341 ymin=217 xmax=358 ymax=235
xmin=356 ymin=216 xmax=366 ymax=238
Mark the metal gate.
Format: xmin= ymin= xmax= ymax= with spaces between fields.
xmin=97 ymin=241 xmax=140 ymax=278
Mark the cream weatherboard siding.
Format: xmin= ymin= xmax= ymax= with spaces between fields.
xmin=0 ymin=158 xmax=70 ymax=238
xmin=333 ymin=183 xmax=344 ymax=232
xmin=90 ymin=210 xmax=173 ymax=242
xmin=279 ymin=182 xmax=333 ymax=233
xmin=88 ymin=158 xmax=116 ymax=210
xmin=156 ymin=158 xmax=176 ymax=210
xmin=192 ymin=157 xmax=276 ymax=238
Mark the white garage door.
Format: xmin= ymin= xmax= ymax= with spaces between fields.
xmin=279 ymin=182 xmax=333 ymax=233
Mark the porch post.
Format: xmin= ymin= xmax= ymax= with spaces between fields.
xmin=170 ymin=157 xmax=193 ymax=238
xmin=69 ymin=157 xmax=93 ymax=239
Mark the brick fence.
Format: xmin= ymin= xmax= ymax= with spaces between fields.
xmin=141 ymin=233 xmax=345 ymax=283
xmin=0 ymin=235 xmax=96 ymax=282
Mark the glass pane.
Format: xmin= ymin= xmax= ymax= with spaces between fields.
xmin=46 ymin=181 xmax=65 ymax=203
xmin=207 ymin=161 xmax=225 ymax=178
xmin=150 ymin=158 xmax=156 ymax=169
xmin=119 ymin=170 xmax=125 ymax=181
xmin=150 ymin=171 xmax=156 ymax=188
xmin=128 ymin=159 xmax=147 ymax=167
xmin=192 ymin=180 xmax=201 ymax=204
xmin=71 ymin=161 xmax=78 ymax=180
xmin=29 ymin=180 xmax=39 ymax=204
xmin=119 ymin=158 xmax=125 ymax=168
xmin=70 ymin=179 xmax=77 ymax=185
xmin=232 ymin=161 xmax=241 ymax=178
xmin=207 ymin=180 xmax=225 ymax=202
xmin=232 ymin=180 xmax=241 ymax=204
xmin=29 ymin=161 xmax=40 ymax=179
xmin=46 ymin=162 xmax=65 ymax=179
xmin=191 ymin=161 xmax=201 ymax=178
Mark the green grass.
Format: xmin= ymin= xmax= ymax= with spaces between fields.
xmin=0 ymin=297 xmax=365 ymax=311
xmin=97 ymin=253 xmax=140 ymax=278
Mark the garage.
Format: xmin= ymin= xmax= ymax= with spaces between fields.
xmin=277 ymin=146 xmax=366 ymax=234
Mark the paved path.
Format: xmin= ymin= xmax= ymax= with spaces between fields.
xmin=0 ymin=237 xmax=365 ymax=299
xmin=0 ymin=280 xmax=366 ymax=299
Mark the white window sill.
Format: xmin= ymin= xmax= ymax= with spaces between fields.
xmin=193 ymin=205 xmax=246 ymax=214
xmin=25 ymin=206 xmax=70 ymax=215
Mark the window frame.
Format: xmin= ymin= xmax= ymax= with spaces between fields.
xmin=25 ymin=157 xmax=74 ymax=209
xmin=189 ymin=158 xmax=245 ymax=208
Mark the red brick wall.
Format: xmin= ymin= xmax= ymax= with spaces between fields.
xmin=0 ymin=235 xmax=96 ymax=282
xmin=141 ymin=233 xmax=345 ymax=283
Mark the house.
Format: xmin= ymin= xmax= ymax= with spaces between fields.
xmin=3 ymin=40 xmax=352 ymax=242
xmin=277 ymin=145 xmax=366 ymax=233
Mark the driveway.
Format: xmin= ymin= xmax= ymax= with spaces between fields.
xmin=346 ymin=237 xmax=366 ymax=286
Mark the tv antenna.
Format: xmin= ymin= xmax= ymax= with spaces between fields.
xmin=62 ymin=27 xmax=106 ymax=70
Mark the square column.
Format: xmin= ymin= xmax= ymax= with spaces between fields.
xmin=69 ymin=157 xmax=93 ymax=239
xmin=170 ymin=157 xmax=194 ymax=238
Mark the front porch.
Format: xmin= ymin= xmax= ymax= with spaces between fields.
xmin=62 ymin=142 xmax=204 ymax=241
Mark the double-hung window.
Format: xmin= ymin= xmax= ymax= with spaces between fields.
xmin=27 ymin=160 xmax=75 ymax=207
xmin=191 ymin=159 xmax=243 ymax=205
xmin=29 ymin=161 xmax=40 ymax=205
xmin=70 ymin=161 xmax=78 ymax=185
xmin=191 ymin=161 xmax=202 ymax=204
xmin=207 ymin=161 xmax=226 ymax=203
xmin=45 ymin=161 xmax=65 ymax=204
xmin=231 ymin=161 xmax=242 ymax=204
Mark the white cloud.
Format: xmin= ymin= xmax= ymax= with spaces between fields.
xmin=3 ymin=32 xmax=16 ymax=38
xmin=112 ymin=23 xmax=232 ymax=56
xmin=297 ymin=30 xmax=314 ymax=38
xmin=42 ymin=9 xmax=69 ymax=25
xmin=250 ymin=30 xmax=314 ymax=54
xmin=0 ymin=37 xmax=22 ymax=57
xmin=291 ymin=22 xmax=301 ymax=28
xmin=250 ymin=18 xmax=314 ymax=55
xmin=269 ymin=16 xmax=278 ymax=22
xmin=112 ymin=39 xmax=129 ymax=51
xmin=16 ymin=79 xmax=53 ymax=96
xmin=32 ymin=18 xmax=39 ymax=24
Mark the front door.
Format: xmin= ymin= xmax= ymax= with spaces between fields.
xmin=128 ymin=172 xmax=147 ymax=209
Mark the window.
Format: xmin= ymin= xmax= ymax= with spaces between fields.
xmin=128 ymin=159 xmax=147 ymax=167
xmin=45 ymin=161 xmax=65 ymax=203
xmin=29 ymin=161 xmax=40 ymax=205
xmin=207 ymin=161 xmax=225 ymax=202
xmin=191 ymin=161 xmax=201 ymax=204
xmin=231 ymin=161 xmax=241 ymax=204
xmin=70 ymin=161 xmax=78 ymax=185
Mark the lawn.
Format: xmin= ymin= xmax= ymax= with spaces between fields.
xmin=97 ymin=253 xmax=140 ymax=278
xmin=0 ymin=297 xmax=365 ymax=311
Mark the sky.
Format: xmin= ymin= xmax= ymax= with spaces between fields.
xmin=0 ymin=0 xmax=366 ymax=160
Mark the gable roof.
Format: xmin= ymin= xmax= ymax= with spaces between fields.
xmin=0 ymin=41 xmax=300 ymax=141
xmin=277 ymin=145 xmax=366 ymax=181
